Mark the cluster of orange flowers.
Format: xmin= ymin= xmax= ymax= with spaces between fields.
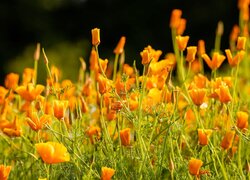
xmin=0 ymin=0 xmax=250 ymax=179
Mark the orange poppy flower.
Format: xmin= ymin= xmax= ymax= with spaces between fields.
xmin=237 ymin=36 xmax=247 ymax=50
xmin=186 ymin=46 xmax=197 ymax=62
xmin=141 ymin=49 xmax=152 ymax=65
xmin=15 ymin=83 xmax=45 ymax=102
xmin=22 ymin=68 xmax=34 ymax=85
xmin=188 ymin=158 xmax=203 ymax=176
xmin=2 ymin=117 xmax=22 ymax=137
xmin=225 ymin=49 xmax=245 ymax=67
xmin=198 ymin=129 xmax=213 ymax=146
xmin=91 ymin=28 xmax=100 ymax=46
xmin=101 ymin=167 xmax=115 ymax=180
xmin=215 ymin=84 xmax=232 ymax=104
xmin=176 ymin=35 xmax=189 ymax=51
xmin=236 ymin=111 xmax=249 ymax=130
xmin=86 ymin=126 xmax=101 ymax=143
xmin=221 ymin=131 xmax=235 ymax=150
xmin=0 ymin=86 xmax=8 ymax=105
xmin=177 ymin=18 xmax=187 ymax=35
xmin=26 ymin=113 xmax=51 ymax=131
xmin=120 ymin=128 xmax=131 ymax=146
xmin=170 ymin=9 xmax=182 ymax=29
xmin=189 ymin=88 xmax=206 ymax=106
xmin=202 ymin=52 xmax=226 ymax=70
xmin=35 ymin=142 xmax=70 ymax=164
xmin=97 ymin=74 xmax=111 ymax=95
xmin=4 ymin=73 xmax=19 ymax=90
xmin=0 ymin=165 xmax=11 ymax=180
xmin=230 ymin=25 xmax=240 ymax=42
xmin=113 ymin=36 xmax=126 ymax=54
xmin=53 ymin=100 xmax=68 ymax=120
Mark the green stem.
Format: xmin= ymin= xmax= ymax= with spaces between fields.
xmin=94 ymin=45 xmax=107 ymax=78
xmin=33 ymin=60 xmax=38 ymax=85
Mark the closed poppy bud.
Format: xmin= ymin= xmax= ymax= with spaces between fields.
xmin=34 ymin=43 xmax=40 ymax=61
xmin=4 ymin=73 xmax=19 ymax=90
xmin=186 ymin=46 xmax=197 ymax=62
xmin=89 ymin=49 xmax=98 ymax=71
xmin=97 ymin=74 xmax=108 ymax=94
xmin=221 ymin=130 xmax=235 ymax=150
xmin=188 ymin=158 xmax=203 ymax=176
xmin=170 ymin=9 xmax=182 ymax=29
xmin=0 ymin=165 xmax=11 ymax=180
xmin=176 ymin=35 xmax=189 ymax=51
xmin=230 ymin=25 xmax=240 ymax=42
xmin=236 ymin=111 xmax=249 ymax=130
xmin=120 ymin=128 xmax=131 ymax=146
xmin=198 ymin=129 xmax=213 ymax=146
xmin=237 ymin=36 xmax=247 ymax=50
xmin=216 ymin=21 xmax=224 ymax=36
xmin=101 ymin=167 xmax=115 ymax=180
xmin=189 ymin=88 xmax=206 ymax=106
xmin=198 ymin=40 xmax=206 ymax=56
xmin=53 ymin=100 xmax=68 ymax=120
xmin=35 ymin=142 xmax=70 ymax=164
xmin=113 ymin=36 xmax=126 ymax=54
xmin=177 ymin=18 xmax=186 ymax=35
xmin=91 ymin=28 xmax=100 ymax=46
xmin=141 ymin=49 xmax=152 ymax=65
xmin=80 ymin=96 xmax=89 ymax=113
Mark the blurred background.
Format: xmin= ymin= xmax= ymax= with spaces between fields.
xmin=0 ymin=0 xmax=238 ymax=84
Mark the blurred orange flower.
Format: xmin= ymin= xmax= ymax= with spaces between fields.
xmin=101 ymin=167 xmax=115 ymax=180
xmin=215 ymin=84 xmax=232 ymax=103
xmin=202 ymin=52 xmax=225 ymax=70
xmin=186 ymin=46 xmax=197 ymax=62
xmin=236 ymin=111 xmax=248 ymax=130
xmin=4 ymin=73 xmax=19 ymax=90
xmin=189 ymin=88 xmax=206 ymax=106
xmin=188 ymin=158 xmax=203 ymax=176
xmin=53 ymin=100 xmax=69 ymax=120
xmin=26 ymin=113 xmax=51 ymax=131
xmin=15 ymin=83 xmax=45 ymax=102
xmin=225 ymin=49 xmax=245 ymax=67
xmin=120 ymin=128 xmax=131 ymax=146
xmin=0 ymin=165 xmax=11 ymax=180
xmin=35 ymin=142 xmax=70 ymax=164
xmin=176 ymin=35 xmax=189 ymax=51
xmin=198 ymin=129 xmax=213 ymax=146
xmin=221 ymin=131 xmax=235 ymax=150
xmin=113 ymin=36 xmax=126 ymax=54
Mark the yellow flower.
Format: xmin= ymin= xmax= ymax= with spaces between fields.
xmin=188 ymin=158 xmax=203 ymax=176
xmin=0 ymin=165 xmax=11 ymax=180
xmin=91 ymin=28 xmax=100 ymax=46
xmin=101 ymin=167 xmax=115 ymax=180
xmin=35 ymin=142 xmax=70 ymax=164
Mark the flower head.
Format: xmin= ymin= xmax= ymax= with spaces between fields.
xmin=113 ymin=36 xmax=126 ymax=54
xmin=4 ymin=73 xmax=19 ymax=90
xmin=176 ymin=35 xmax=189 ymax=51
xmin=236 ymin=111 xmax=248 ymax=130
xmin=35 ymin=142 xmax=70 ymax=164
xmin=225 ymin=49 xmax=245 ymax=67
xmin=202 ymin=52 xmax=226 ymax=70
xmin=120 ymin=128 xmax=131 ymax=146
xmin=188 ymin=158 xmax=203 ymax=176
xmin=186 ymin=46 xmax=197 ymax=62
xmin=15 ymin=83 xmax=45 ymax=102
xmin=101 ymin=167 xmax=115 ymax=180
xmin=198 ymin=129 xmax=213 ymax=146
xmin=91 ymin=28 xmax=100 ymax=46
xmin=221 ymin=131 xmax=235 ymax=150
xmin=0 ymin=165 xmax=11 ymax=180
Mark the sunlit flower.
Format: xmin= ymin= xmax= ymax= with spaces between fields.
xmin=4 ymin=73 xmax=19 ymax=90
xmin=221 ymin=130 xmax=235 ymax=150
xmin=237 ymin=36 xmax=247 ymax=50
xmin=2 ymin=117 xmax=22 ymax=137
xmin=97 ymin=74 xmax=110 ymax=94
xmin=53 ymin=100 xmax=69 ymax=120
xmin=35 ymin=142 xmax=70 ymax=164
xmin=26 ymin=113 xmax=51 ymax=131
xmin=141 ymin=49 xmax=152 ymax=65
xmin=215 ymin=84 xmax=232 ymax=103
xmin=202 ymin=52 xmax=226 ymax=70
xmin=91 ymin=28 xmax=100 ymax=46
xmin=189 ymin=88 xmax=206 ymax=106
xmin=101 ymin=167 xmax=115 ymax=180
xmin=22 ymin=68 xmax=34 ymax=85
xmin=197 ymin=40 xmax=206 ymax=56
xmin=86 ymin=126 xmax=101 ymax=143
xmin=15 ymin=83 xmax=45 ymax=102
xmin=120 ymin=128 xmax=131 ymax=146
xmin=198 ymin=129 xmax=213 ymax=146
xmin=236 ymin=111 xmax=249 ymax=130
xmin=225 ymin=49 xmax=245 ymax=67
xmin=188 ymin=158 xmax=203 ymax=176
xmin=0 ymin=165 xmax=11 ymax=180
xmin=186 ymin=46 xmax=197 ymax=62
xmin=176 ymin=35 xmax=189 ymax=51
xmin=113 ymin=36 xmax=126 ymax=54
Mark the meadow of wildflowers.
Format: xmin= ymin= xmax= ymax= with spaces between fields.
xmin=0 ymin=1 xmax=250 ymax=180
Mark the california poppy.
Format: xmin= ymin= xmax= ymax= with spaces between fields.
xmin=91 ymin=28 xmax=100 ymax=46
xmin=15 ymin=83 xmax=45 ymax=102
xmin=0 ymin=165 xmax=11 ymax=180
xmin=202 ymin=52 xmax=225 ymax=70
xmin=113 ymin=36 xmax=126 ymax=54
xmin=120 ymin=128 xmax=131 ymax=146
xmin=35 ymin=142 xmax=70 ymax=164
xmin=176 ymin=35 xmax=189 ymax=51
xmin=221 ymin=131 xmax=235 ymax=150
xmin=198 ymin=129 xmax=213 ymax=146
xmin=188 ymin=158 xmax=203 ymax=176
xmin=101 ymin=167 xmax=115 ymax=180
xmin=236 ymin=111 xmax=249 ymax=130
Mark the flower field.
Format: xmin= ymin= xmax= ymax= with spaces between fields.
xmin=1 ymin=1 xmax=250 ymax=180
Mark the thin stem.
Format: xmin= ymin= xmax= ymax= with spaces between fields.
xmin=113 ymin=53 xmax=119 ymax=81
